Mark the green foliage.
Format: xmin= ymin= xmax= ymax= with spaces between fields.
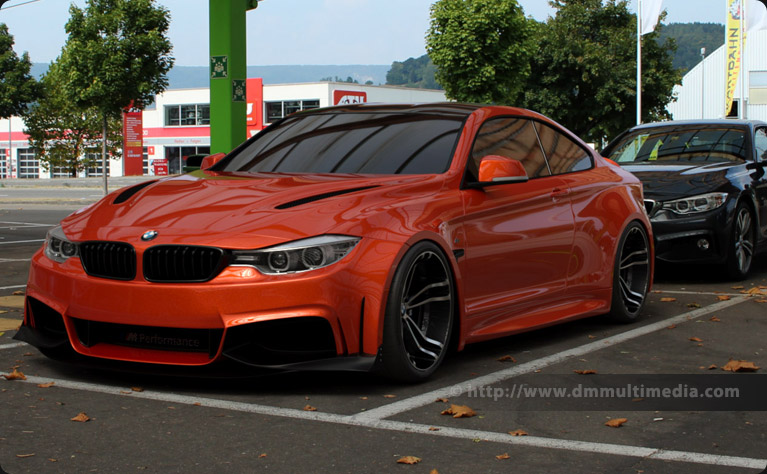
xmin=58 ymin=0 xmax=174 ymax=116
xmin=0 ymin=23 xmax=41 ymax=119
xmin=24 ymin=62 xmax=122 ymax=176
xmin=520 ymin=0 xmax=680 ymax=144
xmin=426 ymin=0 xmax=535 ymax=103
xmin=386 ymin=54 xmax=441 ymax=89
xmin=659 ymin=22 xmax=723 ymax=73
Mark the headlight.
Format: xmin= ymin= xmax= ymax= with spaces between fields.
xmin=660 ymin=192 xmax=728 ymax=215
xmin=44 ymin=226 xmax=79 ymax=263
xmin=231 ymin=235 xmax=360 ymax=274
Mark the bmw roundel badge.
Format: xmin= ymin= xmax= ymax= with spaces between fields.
xmin=141 ymin=230 xmax=158 ymax=241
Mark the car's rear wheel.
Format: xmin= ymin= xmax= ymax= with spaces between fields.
xmin=725 ymin=203 xmax=755 ymax=281
xmin=609 ymin=222 xmax=650 ymax=323
xmin=378 ymin=242 xmax=454 ymax=382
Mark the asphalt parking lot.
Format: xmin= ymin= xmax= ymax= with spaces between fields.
xmin=1 ymin=198 xmax=766 ymax=473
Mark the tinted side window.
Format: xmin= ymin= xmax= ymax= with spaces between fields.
xmin=470 ymin=117 xmax=550 ymax=180
xmin=756 ymin=127 xmax=767 ymax=162
xmin=534 ymin=122 xmax=593 ymax=174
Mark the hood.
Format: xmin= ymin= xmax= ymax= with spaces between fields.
xmin=61 ymin=171 xmax=443 ymax=249
xmin=620 ymin=162 xmax=743 ymax=201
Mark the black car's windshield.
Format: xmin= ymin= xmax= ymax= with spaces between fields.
xmin=218 ymin=111 xmax=465 ymax=174
xmin=605 ymin=126 xmax=748 ymax=164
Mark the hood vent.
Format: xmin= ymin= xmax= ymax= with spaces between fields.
xmin=113 ymin=180 xmax=158 ymax=204
xmin=275 ymin=185 xmax=379 ymax=210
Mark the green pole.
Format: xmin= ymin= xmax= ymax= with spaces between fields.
xmin=209 ymin=0 xmax=256 ymax=154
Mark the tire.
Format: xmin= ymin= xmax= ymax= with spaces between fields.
xmin=378 ymin=242 xmax=454 ymax=382
xmin=725 ymin=203 xmax=755 ymax=281
xmin=609 ymin=222 xmax=651 ymax=323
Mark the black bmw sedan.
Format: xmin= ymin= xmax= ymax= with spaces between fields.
xmin=602 ymin=120 xmax=767 ymax=280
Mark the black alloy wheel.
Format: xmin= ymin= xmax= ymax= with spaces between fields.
xmin=610 ymin=222 xmax=651 ymax=323
xmin=379 ymin=241 xmax=454 ymax=382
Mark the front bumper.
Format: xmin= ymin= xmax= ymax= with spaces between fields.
xmin=649 ymin=202 xmax=733 ymax=264
xmin=16 ymin=239 xmax=397 ymax=371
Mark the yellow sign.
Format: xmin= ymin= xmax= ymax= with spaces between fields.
xmin=725 ymin=0 xmax=743 ymax=116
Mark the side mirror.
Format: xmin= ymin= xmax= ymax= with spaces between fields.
xmin=746 ymin=160 xmax=767 ymax=170
xmin=477 ymin=155 xmax=529 ymax=185
xmin=200 ymin=153 xmax=227 ymax=171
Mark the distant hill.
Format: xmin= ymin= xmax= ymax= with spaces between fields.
xmin=31 ymin=63 xmax=390 ymax=89
xmin=659 ymin=22 xmax=725 ymax=74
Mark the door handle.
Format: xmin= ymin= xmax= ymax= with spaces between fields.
xmin=550 ymin=188 xmax=569 ymax=200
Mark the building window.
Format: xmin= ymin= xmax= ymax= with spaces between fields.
xmin=0 ymin=149 xmax=6 ymax=179
xmin=750 ymin=71 xmax=767 ymax=106
xmin=264 ymin=99 xmax=320 ymax=124
xmin=85 ymin=152 xmax=110 ymax=177
xmin=17 ymin=148 xmax=39 ymax=179
xmin=165 ymin=104 xmax=210 ymax=126
xmin=142 ymin=147 xmax=150 ymax=175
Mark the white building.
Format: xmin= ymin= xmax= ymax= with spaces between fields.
xmin=0 ymin=80 xmax=446 ymax=179
xmin=668 ymin=28 xmax=767 ymax=121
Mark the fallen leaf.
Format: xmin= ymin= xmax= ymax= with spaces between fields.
xmin=16 ymin=453 xmax=35 ymax=458
xmin=430 ymin=470 xmax=439 ymax=474
xmin=396 ymin=456 xmax=421 ymax=465
xmin=12 ymin=290 xmax=24 ymax=295
xmin=303 ymin=405 xmax=317 ymax=411
xmin=508 ymin=429 xmax=528 ymax=436
xmin=2 ymin=368 xmax=26 ymax=381
xmin=258 ymin=454 xmax=267 ymax=458
xmin=435 ymin=398 xmax=449 ymax=403
xmin=359 ymin=396 xmax=368 ymax=400
xmin=745 ymin=288 xmax=767 ymax=296
xmin=722 ymin=360 xmax=760 ymax=372
xmin=37 ymin=382 xmax=55 ymax=388
xmin=0 ymin=331 xmax=4 ymax=337
xmin=660 ymin=297 xmax=677 ymax=302
xmin=686 ymin=303 xmax=701 ymax=308
xmin=732 ymin=285 xmax=745 ymax=290
xmin=707 ymin=364 xmax=718 ymax=370
xmin=497 ymin=355 xmax=516 ymax=363
xmin=689 ymin=337 xmax=703 ymax=342
xmin=496 ymin=453 xmax=511 ymax=460
xmin=383 ymin=394 xmax=397 ymax=398
xmin=717 ymin=295 xmax=731 ymax=301
xmin=574 ymin=369 xmax=597 ymax=375
xmin=70 ymin=412 xmax=90 ymax=422
xmin=441 ymin=404 xmax=477 ymax=418
xmin=130 ymin=387 xmax=144 ymax=392
xmin=605 ymin=418 xmax=628 ymax=428
xmin=428 ymin=427 xmax=440 ymax=431
xmin=666 ymin=324 xmax=677 ymax=329
xmin=709 ymin=316 xmax=721 ymax=322
xmin=588 ymin=335 xmax=596 ymax=339
xmin=755 ymin=299 xmax=767 ymax=304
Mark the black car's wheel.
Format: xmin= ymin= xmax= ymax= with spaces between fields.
xmin=378 ymin=242 xmax=454 ymax=382
xmin=725 ymin=203 xmax=756 ymax=280
xmin=609 ymin=222 xmax=651 ymax=323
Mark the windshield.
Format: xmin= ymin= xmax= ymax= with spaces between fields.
xmin=217 ymin=111 xmax=465 ymax=174
xmin=605 ymin=126 xmax=748 ymax=164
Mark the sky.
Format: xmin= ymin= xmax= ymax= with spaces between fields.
xmin=0 ymin=0 xmax=730 ymax=67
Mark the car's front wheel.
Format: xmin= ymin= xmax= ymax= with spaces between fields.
xmin=725 ymin=202 xmax=756 ymax=280
xmin=609 ymin=222 xmax=651 ymax=323
xmin=378 ymin=242 xmax=454 ymax=382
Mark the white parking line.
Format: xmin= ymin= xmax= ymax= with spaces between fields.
xmin=0 ymin=258 xmax=31 ymax=262
xmin=0 ymin=342 xmax=25 ymax=351
xmin=0 ymin=221 xmax=55 ymax=227
xmin=0 ymin=285 xmax=26 ymax=291
xmin=352 ymin=296 xmax=749 ymax=422
xmin=6 ymin=371 xmax=764 ymax=470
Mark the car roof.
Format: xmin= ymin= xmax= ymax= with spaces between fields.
xmin=294 ymin=102 xmax=483 ymax=118
xmin=628 ymin=119 xmax=767 ymax=132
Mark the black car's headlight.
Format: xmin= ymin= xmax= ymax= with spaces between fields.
xmin=231 ymin=235 xmax=360 ymax=275
xmin=660 ymin=192 xmax=728 ymax=215
xmin=44 ymin=226 xmax=79 ymax=263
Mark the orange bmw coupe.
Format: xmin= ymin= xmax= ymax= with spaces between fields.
xmin=16 ymin=103 xmax=652 ymax=381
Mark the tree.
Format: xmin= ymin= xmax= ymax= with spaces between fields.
xmin=520 ymin=0 xmax=680 ymax=144
xmin=386 ymin=54 xmax=441 ymax=89
xmin=57 ymin=0 xmax=173 ymax=192
xmin=24 ymin=61 xmax=122 ymax=177
xmin=426 ymin=0 xmax=535 ymax=103
xmin=659 ymin=22 xmax=723 ymax=73
xmin=0 ymin=23 xmax=40 ymax=119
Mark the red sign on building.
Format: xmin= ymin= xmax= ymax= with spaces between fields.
xmin=333 ymin=90 xmax=367 ymax=105
xmin=153 ymin=159 xmax=168 ymax=176
xmin=123 ymin=106 xmax=144 ymax=176
xmin=246 ymin=78 xmax=264 ymax=138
